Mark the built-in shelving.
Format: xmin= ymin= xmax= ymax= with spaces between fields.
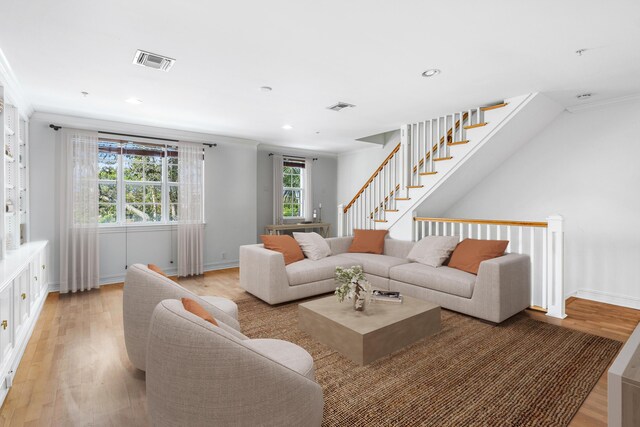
xmin=1 ymin=85 xmax=30 ymax=258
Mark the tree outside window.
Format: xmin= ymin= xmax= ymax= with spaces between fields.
xmin=97 ymin=141 xmax=185 ymax=225
xmin=283 ymin=165 xmax=304 ymax=218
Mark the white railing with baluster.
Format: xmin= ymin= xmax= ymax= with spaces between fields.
xmin=412 ymin=215 xmax=565 ymax=319
xmin=338 ymin=104 xmax=490 ymax=236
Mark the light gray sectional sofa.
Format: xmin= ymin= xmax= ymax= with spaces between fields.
xmin=240 ymin=236 xmax=531 ymax=323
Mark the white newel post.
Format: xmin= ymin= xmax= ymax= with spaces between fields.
xmin=545 ymin=215 xmax=566 ymax=319
xmin=337 ymin=204 xmax=344 ymax=237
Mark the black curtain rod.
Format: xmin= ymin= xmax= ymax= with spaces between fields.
xmin=268 ymin=153 xmax=318 ymax=161
xmin=49 ymin=124 xmax=217 ymax=148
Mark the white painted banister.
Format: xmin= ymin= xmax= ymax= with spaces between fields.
xmin=413 ymin=216 xmax=566 ymax=318
xmin=341 ymin=99 xmax=511 ymax=237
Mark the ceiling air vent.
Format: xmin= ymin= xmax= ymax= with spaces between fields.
xmin=132 ymin=50 xmax=175 ymax=72
xmin=327 ymin=102 xmax=356 ymax=112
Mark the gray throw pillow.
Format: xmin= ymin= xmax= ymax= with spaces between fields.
xmin=407 ymin=236 xmax=460 ymax=267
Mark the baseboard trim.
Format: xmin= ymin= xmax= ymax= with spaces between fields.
xmin=575 ymin=289 xmax=640 ymax=310
xmin=88 ymin=260 xmax=239 ymax=288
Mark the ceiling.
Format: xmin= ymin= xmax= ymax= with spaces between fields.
xmin=1 ymin=0 xmax=639 ymax=153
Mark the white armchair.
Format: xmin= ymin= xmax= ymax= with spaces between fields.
xmin=146 ymin=299 xmax=324 ymax=427
xmin=123 ymin=263 xmax=241 ymax=371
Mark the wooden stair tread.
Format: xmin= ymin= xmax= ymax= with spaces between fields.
xmin=419 ymin=171 xmax=438 ymax=176
xmin=407 ymin=185 xmax=424 ymax=189
xmin=395 ymin=197 xmax=411 ymax=201
xmin=481 ymin=103 xmax=508 ymax=111
xmin=463 ymin=122 xmax=488 ymax=130
xmin=434 ymin=156 xmax=453 ymax=161
xmin=448 ymin=140 xmax=469 ymax=146
xmin=373 ymin=219 xmax=388 ymax=223
xmin=384 ymin=209 xmax=399 ymax=212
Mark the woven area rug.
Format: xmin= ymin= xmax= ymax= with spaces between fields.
xmin=236 ymin=295 xmax=621 ymax=427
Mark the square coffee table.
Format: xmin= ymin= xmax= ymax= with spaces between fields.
xmin=298 ymin=295 xmax=440 ymax=365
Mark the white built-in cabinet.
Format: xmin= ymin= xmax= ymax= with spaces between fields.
xmin=0 ymin=85 xmax=47 ymax=406
xmin=0 ymin=241 xmax=48 ymax=405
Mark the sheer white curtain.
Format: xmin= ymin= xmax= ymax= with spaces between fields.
xmin=178 ymin=142 xmax=204 ymax=277
xmin=304 ymin=158 xmax=314 ymax=222
xmin=272 ymin=154 xmax=284 ymax=224
xmin=59 ymin=130 xmax=100 ymax=293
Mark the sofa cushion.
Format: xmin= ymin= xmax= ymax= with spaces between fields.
xmin=348 ymin=229 xmax=388 ymax=254
xmin=293 ymin=232 xmax=332 ymax=260
xmin=389 ymin=263 xmax=476 ymax=298
xmin=261 ymin=235 xmax=305 ymax=265
xmin=407 ymin=236 xmax=460 ymax=267
xmin=244 ymin=338 xmax=315 ymax=381
xmin=448 ymin=239 xmax=509 ymax=274
xmin=341 ymin=253 xmax=409 ymax=278
xmin=286 ymin=255 xmax=360 ymax=286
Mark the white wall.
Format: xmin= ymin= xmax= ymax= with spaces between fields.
xmin=438 ymin=98 xmax=640 ymax=307
xmin=337 ymin=132 xmax=399 ymax=206
xmin=29 ymin=113 xmax=258 ymax=286
xmin=256 ymin=146 xmax=338 ymax=239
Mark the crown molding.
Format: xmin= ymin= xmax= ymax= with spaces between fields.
xmin=31 ymin=111 xmax=261 ymax=147
xmin=257 ymin=143 xmax=338 ymax=158
xmin=0 ymin=48 xmax=33 ymax=117
xmin=565 ymin=93 xmax=640 ymax=113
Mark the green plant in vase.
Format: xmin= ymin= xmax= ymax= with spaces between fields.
xmin=335 ymin=265 xmax=371 ymax=311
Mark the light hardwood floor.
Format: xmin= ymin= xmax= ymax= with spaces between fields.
xmin=0 ymin=268 xmax=637 ymax=426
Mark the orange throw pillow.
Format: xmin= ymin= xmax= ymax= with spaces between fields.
xmin=348 ymin=229 xmax=388 ymax=255
xmin=181 ymin=298 xmax=218 ymax=326
xmin=261 ymin=235 xmax=304 ymax=265
xmin=148 ymin=264 xmax=168 ymax=277
xmin=448 ymin=239 xmax=509 ymax=275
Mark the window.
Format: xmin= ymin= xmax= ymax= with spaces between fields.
xmin=98 ymin=140 xmax=190 ymax=225
xmin=282 ymin=158 xmax=305 ymax=218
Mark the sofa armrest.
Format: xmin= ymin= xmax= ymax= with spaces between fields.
xmin=474 ymin=254 xmax=531 ymax=323
xmin=239 ymin=244 xmax=289 ymax=304
xmin=326 ymin=236 xmax=353 ymax=254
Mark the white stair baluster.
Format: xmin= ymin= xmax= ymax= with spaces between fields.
xmin=530 ymin=227 xmax=536 ymax=308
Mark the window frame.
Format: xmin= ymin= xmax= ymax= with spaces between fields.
xmin=97 ymin=140 xmax=196 ymax=227
xmin=282 ymin=162 xmax=305 ymax=220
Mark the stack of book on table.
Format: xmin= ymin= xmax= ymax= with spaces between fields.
xmin=371 ymin=290 xmax=403 ymax=303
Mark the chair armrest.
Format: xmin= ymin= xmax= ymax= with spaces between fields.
xmin=239 ymin=244 xmax=289 ymax=304
xmin=326 ymin=236 xmax=353 ymax=254
xmin=474 ymin=254 xmax=531 ymax=323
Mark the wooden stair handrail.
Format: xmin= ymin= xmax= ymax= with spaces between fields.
xmin=343 ymin=142 xmax=401 ymax=213
xmin=414 ymin=217 xmax=548 ymax=228
xmin=412 ymin=112 xmax=469 ymax=173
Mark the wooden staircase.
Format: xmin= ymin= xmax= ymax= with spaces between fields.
xmin=338 ymin=94 xmax=556 ymax=236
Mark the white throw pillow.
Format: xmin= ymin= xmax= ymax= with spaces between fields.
xmin=407 ymin=236 xmax=460 ymax=267
xmin=293 ymin=232 xmax=332 ymax=261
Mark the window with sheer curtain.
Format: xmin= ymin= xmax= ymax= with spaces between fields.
xmin=97 ymin=141 xmax=190 ymax=225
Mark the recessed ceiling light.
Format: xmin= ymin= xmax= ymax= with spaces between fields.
xmin=422 ymin=69 xmax=441 ymax=78
xmin=260 ymin=86 xmax=273 ymax=92
xmin=576 ymin=93 xmax=592 ymax=100
xmin=126 ymin=97 xmax=143 ymax=105
xmin=81 ymin=91 xmax=89 ymax=97
xmin=282 ymin=124 xmax=293 ymax=130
